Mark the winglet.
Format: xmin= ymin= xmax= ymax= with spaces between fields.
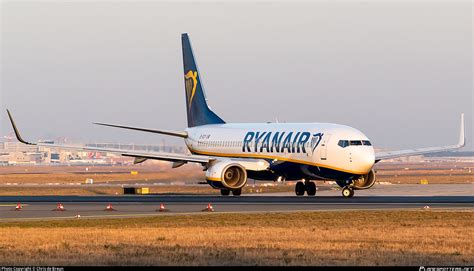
xmin=458 ymin=113 xmax=465 ymax=147
xmin=6 ymin=109 xmax=36 ymax=145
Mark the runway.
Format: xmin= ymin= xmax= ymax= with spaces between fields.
xmin=1 ymin=195 xmax=473 ymax=222
xmin=0 ymin=184 xmax=472 ymax=221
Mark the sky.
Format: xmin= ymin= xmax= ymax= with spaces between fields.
xmin=1 ymin=0 xmax=472 ymax=151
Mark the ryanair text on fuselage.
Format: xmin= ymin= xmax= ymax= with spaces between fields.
xmin=242 ymin=131 xmax=324 ymax=154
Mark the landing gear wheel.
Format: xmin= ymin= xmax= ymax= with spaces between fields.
xmin=220 ymin=189 xmax=230 ymax=196
xmin=305 ymin=181 xmax=316 ymax=196
xmin=342 ymin=186 xmax=354 ymax=198
xmin=232 ymin=189 xmax=242 ymax=196
xmin=295 ymin=181 xmax=305 ymax=196
xmin=276 ymin=176 xmax=286 ymax=183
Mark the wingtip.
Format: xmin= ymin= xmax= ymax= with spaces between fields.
xmin=5 ymin=109 xmax=35 ymax=145
xmin=458 ymin=113 xmax=465 ymax=147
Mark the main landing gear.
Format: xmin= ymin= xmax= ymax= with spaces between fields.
xmin=295 ymin=180 xmax=316 ymax=196
xmin=220 ymin=188 xmax=242 ymax=196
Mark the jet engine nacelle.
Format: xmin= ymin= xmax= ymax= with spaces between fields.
xmin=206 ymin=161 xmax=248 ymax=190
xmin=352 ymin=169 xmax=376 ymax=190
xmin=336 ymin=169 xmax=376 ymax=190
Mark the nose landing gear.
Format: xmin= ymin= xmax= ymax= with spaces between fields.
xmin=295 ymin=180 xmax=316 ymax=196
xmin=341 ymin=186 xmax=354 ymax=198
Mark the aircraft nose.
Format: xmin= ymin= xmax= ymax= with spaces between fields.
xmin=356 ymin=148 xmax=375 ymax=172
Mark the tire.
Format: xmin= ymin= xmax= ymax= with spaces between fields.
xmin=221 ymin=189 xmax=231 ymax=196
xmin=232 ymin=189 xmax=242 ymax=196
xmin=342 ymin=187 xmax=354 ymax=198
xmin=305 ymin=182 xmax=316 ymax=196
xmin=295 ymin=181 xmax=305 ymax=196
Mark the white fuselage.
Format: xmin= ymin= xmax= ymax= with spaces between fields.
xmin=184 ymin=122 xmax=375 ymax=179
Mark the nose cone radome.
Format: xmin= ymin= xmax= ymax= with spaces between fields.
xmin=356 ymin=147 xmax=375 ymax=173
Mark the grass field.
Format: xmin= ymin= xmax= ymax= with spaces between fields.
xmin=0 ymin=164 xmax=205 ymax=184
xmin=375 ymin=161 xmax=472 ymax=184
xmin=0 ymin=185 xmax=299 ymax=196
xmin=1 ymin=161 xmax=472 ymax=185
xmin=0 ymin=161 xmax=471 ymax=195
xmin=0 ymin=210 xmax=471 ymax=266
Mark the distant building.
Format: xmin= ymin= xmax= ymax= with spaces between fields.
xmin=0 ymin=141 xmax=186 ymax=165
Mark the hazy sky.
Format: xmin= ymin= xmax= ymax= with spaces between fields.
xmin=1 ymin=1 xmax=472 ymax=151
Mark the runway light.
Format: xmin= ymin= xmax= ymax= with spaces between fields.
xmin=423 ymin=205 xmax=430 ymax=210
xmin=104 ymin=204 xmax=116 ymax=211
xmin=15 ymin=202 xmax=22 ymax=211
xmin=75 ymin=214 xmax=81 ymax=219
xmin=202 ymin=203 xmax=214 ymax=212
xmin=157 ymin=203 xmax=169 ymax=212
xmin=53 ymin=203 xmax=66 ymax=211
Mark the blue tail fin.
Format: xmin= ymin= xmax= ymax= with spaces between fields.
xmin=181 ymin=33 xmax=225 ymax=128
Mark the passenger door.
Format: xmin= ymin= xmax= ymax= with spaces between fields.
xmin=320 ymin=134 xmax=331 ymax=160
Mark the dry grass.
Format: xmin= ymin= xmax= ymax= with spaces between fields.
xmin=0 ymin=161 xmax=472 ymax=187
xmin=0 ymin=171 xmax=204 ymax=184
xmin=0 ymin=186 xmax=220 ymax=196
xmin=374 ymin=161 xmax=473 ymax=184
xmin=0 ymin=164 xmax=204 ymax=184
xmin=0 ymin=161 xmax=471 ymax=196
xmin=376 ymin=174 xmax=472 ymax=184
xmin=0 ymin=210 xmax=472 ymax=266
xmin=0 ymin=184 xmax=297 ymax=196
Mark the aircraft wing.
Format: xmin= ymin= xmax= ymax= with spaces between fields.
xmin=93 ymin=122 xmax=188 ymax=138
xmin=375 ymin=114 xmax=465 ymax=161
xmin=6 ymin=110 xmax=210 ymax=165
xmin=37 ymin=143 xmax=211 ymax=164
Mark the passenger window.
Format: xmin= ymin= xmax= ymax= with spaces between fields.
xmin=338 ymin=140 xmax=349 ymax=148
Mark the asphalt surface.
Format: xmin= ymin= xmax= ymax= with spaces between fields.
xmin=0 ymin=196 xmax=472 ymax=222
xmin=0 ymin=184 xmax=472 ymax=221
xmin=0 ymin=194 xmax=473 ymax=203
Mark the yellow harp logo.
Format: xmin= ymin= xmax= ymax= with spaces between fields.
xmin=185 ymin=70 xmax=198 ymax=111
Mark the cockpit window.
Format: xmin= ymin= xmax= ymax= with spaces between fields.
xmin=349 ymin=140 xmax=362 ymax=146
xmin=338 ymin=140 xmax=349 ymax=148
xmin=339 ymin=140 xmax=371 ymax=147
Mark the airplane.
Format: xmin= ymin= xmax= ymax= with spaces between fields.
xmin=6 ymin=33 xmax=466 ymax=198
